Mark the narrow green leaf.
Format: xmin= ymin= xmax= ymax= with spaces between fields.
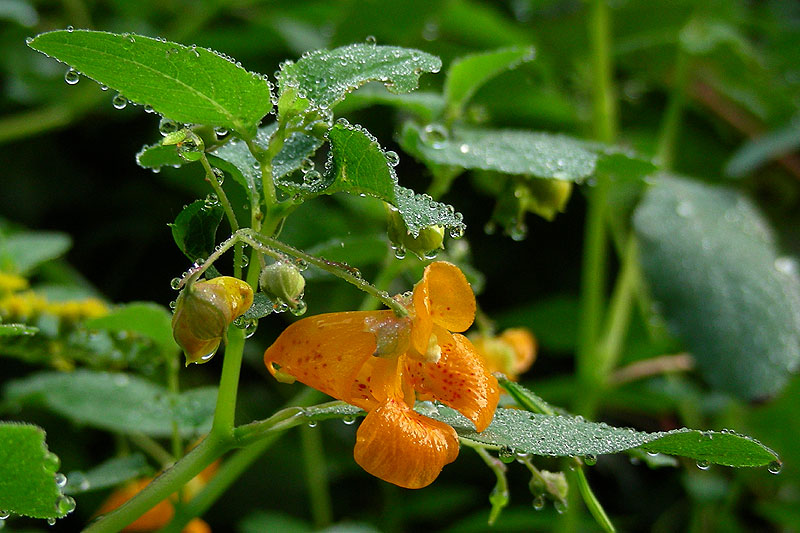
xmin=64 ymin=454 xmax=151 ymax=495
xmin=85 ymin=302 xmax=176 ymax=355
xmin=4 ymin=370 xmax=216 ymax=437
xmin=401 ymin=123 xmax=597 ymax=181
xmin=0 ymin=422 xmax=67 ymax=519
xmin=28 ymin=30 xmax=273 ymax=137
xmin=725 ymin=122 xmax=800 ymax=178
xmin=278 ymin=43 xmax=441 ymax=110
xmin=0 ymin=231 xmax=71 ymax=274
xmin=634 ymin=175 xmax=800 ymax=399
xmin=0 ymin=323 xmax=38 ymax=337
xmin=444 ymin=46 xmax=535 ymax=119
xmin=169 ymin=199 xmax=224 ymax=263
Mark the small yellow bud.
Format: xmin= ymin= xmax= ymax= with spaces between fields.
xmin=259 ymin=262 xmax=305 ymax=306
xmin=171 ymin=276 xmax=253 ymax=365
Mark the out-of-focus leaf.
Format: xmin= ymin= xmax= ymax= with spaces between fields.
xmin=169 ymin=199 xmax=224 ymax=263
xmin=338 ymin=85 xmax=445 ymax=122
xmin=634 ymin=175 xmax=800 ymax=400
xmin=85 ymin=302 xmax=176 ymax=355
xmin=0 ymin=323 xmax=38 ymax=337
xmin=4 ymin=370 xmax=216 ymax=437
xmin=0 ymin=231 xmax=71 ymax=274
xmin=444 ymin=46 xmax=536 ymax=119
xmin=725 ymin=121 xmax=800 ymax=178
xmin=278 ymin=43 xmax=441 ymax=110
xmin=0 ymin=422 xmax=68 ymax=519
xmin=401 ymin=123 xmax=597 ymax=181
xmin=28 ymin=30 xmax=273 ymax=137
xmin=304 ymin=235 xmax=388 ymax=281
xmin=64 ymin=454 xmax=151 ymax=495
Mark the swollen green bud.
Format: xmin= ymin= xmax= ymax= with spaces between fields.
xmin=260 ymin=262 xmax=306 ymax=306
xmin=387 ymin=208 xmax=445 ymax=260
xmin=522 ymin=179 xmax=573 ymax=221
xmin=162 ymin=128 xmax=205 ymax=162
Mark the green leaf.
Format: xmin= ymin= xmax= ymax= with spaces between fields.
xmin=0 ymin=422 xmax=69 ymax=519
xmin=634 ymin=175 xmax=800 ymax=399
xmin=725 ymin=122 xmax=800 ymax=178
xmin=278 ymin=43 xmax=441 ymax=110
xmin=0 ymin=323 xmax=38 ymax=337
xmin=401 ymin=123 xmax=597 ymax=181
xmin=0 ymin=231 xmax=71 ymax=274
xmin=169 ymin=199 xmax=224 ymax=263
xmin=241 ymin=292 xmax=275 ymax=321
xmin=28 ymin=30 xmax=273 ymax=137
xmin=338 ymin=86 xmax=445 ymax=122
xmin=4 ymin=370 xmax=216 ymax=437
xmin=136 ymin=142 xmax=184 ymax=170
xmin=85 ymin=302 xmax=176 ymax=355
xmin=64 ymin=454 xmax=151 ymax=495
xmin=444 ymin=46 xmax=535 ymax=119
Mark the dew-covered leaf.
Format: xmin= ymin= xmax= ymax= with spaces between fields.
xmin=0 ymin=422 xmax=67 ymax=519
xmin=400 ymin=123 xmax=597 ymax=181
xmin=135 ymin=142 xmax=184 ymax=170
xmin=241 ymin=292 xmax=275 ymax=321
xmin=64 ymin=453 xmax=151 ymax=495
xmin=634 ymin=175 xmax=800 ymax=400
xmin=278 ymin=44 xmax=441 ymax=110
xmin=432 ymin=406 xmax=778 ymax=467
xmin=85 ymin=302 xmax=176 ymax=355
xmin=444 ymin=46 xmax=535 ymax=119
xmin=4 ymin=370 xmax=216 ymax=437
xmin=0 ymin=231 xmax=71 ymax=274
xmin=0 ymin=323 xmax=39 ymax=337
xmin=277 ymin=122 xmax=465 ymax=237
xmin=28 ymin=30 xmax=272 ymax=137
xmin=169 ymin=199 xmax=224 ymax=263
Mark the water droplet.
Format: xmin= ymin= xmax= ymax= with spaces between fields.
xmin=584 ymin=454 xmax=597 ymax=466
xmin=365 ymin=35 xmax=377 ymax=45
xmin=0 ymin=511 xmax=10 ymax=520
xmin=25 ymin=37 xmax=33 ymax=44
xmin=47 ymin=518 xmax=56 ymax=526
xmin=233 ymin=316 xmax=246 ymax=328
xmin=214 ymin=126 xmax=229 ymax=138
xmin=300 ymin=158 xmax=315 ymax=172
xmin=112 ymin=93 xmax=128 ymax=110
xmin=421 ymin=124 xmax=448 ymax=148
xmin=57 ymin=495 xmax=76 ymax=515
xmin=290 ymin=300 xmax=308 ymax=316
xmin=498 ymin=445 xmax=515 ymax=464
xmin=532 ymin=495 xmax=546 ymax=511
xmin=508 ymin=223 xmax=528 ymax=241
xmin=774 ymin=257 xmax=798 ymax=276
xmin=64 ymin=68 xmax=80 ymax=85
xmin=294 ymin=258 xmax=308 ymax=271
xmin=69 ymin=472 xmax=90 ymax=492
xmin=54 ymin=473 xmax=67 ymax=487
xmin=43 ymin=451 xmax=60 ymax=472
xmin=336 ymin=117 xmax=350 ymax=127
xmin=385 ymin=150 xmax=400 ymax=167
xmin=553 ymin=500 xmax=567 ymax=514
xmin=159 ymin=117 xmax=180 ymax=136
xmin=393 ymin=246 xmax=406 ymax=259
xmin=204 ymin=193 xmax=219 ymax=208
xmin=144 ymin=104 xmax=155 ymax=114
xmin=449 ymin=225 xmax=465 ymax=239
xmin=696 ymin=459 xmax=710 ymax=470
xmin=768 ymin=460 xmax=783 ymax=474
xmin=66 ymin=25 xmax=74 ymax=32
xmin=307 ymin=420 xmax=318 ymax=428
xmin=484 ymin=221 xmax=497 ymax=235
xmin=676 ymin=200 xmax=694 ymax=218
xmin=100 ymin=84 xmax=108 ymax=91
xmin=244 ymin=319 xmax=258 ymax=339
xmin=169 ymin=299 xmax=177 ymax=310
xmin=343 ymin=415 xmax=356 ymax=425
xmin=458 ymin=143 xmax=470 ymax=154
xmin=239 ymin=254 xmax=249 ymax=268
xmin=423 ymin=249 xmax=439 ymax=260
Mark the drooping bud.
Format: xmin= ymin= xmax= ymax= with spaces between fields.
xmin=523 ymin=178 xmax=573 ymax=221
xmin=387 ymin=207 xmax=444 ymax=260
xmin=470 ymin=328 xmax=536 ymax=380
xmin=259 ymin=261 xmax=306 ymax=308
xmin=171 ymin=276 xmax=253 ymax=365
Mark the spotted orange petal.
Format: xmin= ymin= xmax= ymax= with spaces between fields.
xmin=407 ymin=333 xmax=499 ymax=432
xmin=353 ymin=397 xmax=459 ymax=489
xmin=264 ymin=310 xmax=397 ymax=409
xmin=417 ymin=262 xmax=476 ymax=333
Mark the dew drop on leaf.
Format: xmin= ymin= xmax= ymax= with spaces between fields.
xmin=584 ymin=454 xmax=597 ymax=466
xmin=385 ymin=150 xmax=400 ymax=167
xmin=768 ymin=460 xmax=783 ymax=474
xmin=112 ymin=93 xmax=128 ymax=110
xmin=290 ymin=300 xmax=307 ymax=316
xmin=54 ymin=473 xmax=67 ymax=487
xmin=64 ymin=68 xmax=80 ymax=85
xmin=159 ymin=117 xmax=180 ymax=136
xmin=696 ymin=459 xmax=710 ymax=470
xmin=308 ymin=420 xmax=318 ymax=428
xmin=47 ymin=518 xmax=56 ymax=526
xmin=532 ymin=495 xmax=546 ymax=511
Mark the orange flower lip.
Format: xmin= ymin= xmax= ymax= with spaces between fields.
xmin=264 ymin=261 xmax=499 ymax=488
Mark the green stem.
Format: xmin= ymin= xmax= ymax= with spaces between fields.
xmin=588 ymin=0 xmax=617 ymax=144
xmin=300 ymin=425 xmax=334 ymax=528
xmin=211 ymin=326 xmax=246 ymax=438
xmin=656 ymin=49 xmax=690 ymax=170
xmin=574 ymin=463 xmax=616 ymax=533
xmin=166 ymin=354 xmax=183 ymax=462
xmin=129 ymin=433 xmax=174 ymax=468
xmin=473 ymin=446 xmax=509 ymax=526
xmin=358 ymin=254 xmax=410 ymax=311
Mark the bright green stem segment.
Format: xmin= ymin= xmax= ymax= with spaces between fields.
xmin=211 ymin=325 xmax=246 ymax=437
xmin=301 ymin=425 xmax=334 ymax=528
xmin=656 ymin=49 xmax=690 ymax=169
xmin=574 ymin=464 xmax=616 ymax=533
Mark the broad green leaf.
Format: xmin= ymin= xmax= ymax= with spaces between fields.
xmin=135 ymin=142 xmax=184 ymax=170
xmin=725 ymin=122 xmax=800 ymax=178
xmin=277 ymin=122 xmax=465 ymax=237
xmin=0 ymin=323 xmax=38 ymax=337
xmin=0 ymin=231 xmax=71 ymax=274
xmin=169 ymin=199 xmax=224 ymax=263
xmin=634 ymin=175 xmax=800 ymax=399
xmin=85 ymin=302 xmax=176 ymax=355
xmin=4 ymin=370 xmax=216 ymax=437
xmin=28 ymin=30 xmax=273 ymax=137
xmin=0 ymin=422 xmax=70 ymax=519
xmin=444 ymin=46 xmax=536 ymax=119
xmin=401 ymin=123 xmax=597 ymax=181
xmin=64 ymin=454 xmax=151 ymax=495
xmin=278 ymin=43 xmax=441 ymax=110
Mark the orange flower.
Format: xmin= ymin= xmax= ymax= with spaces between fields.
xmin=470 ymin=328 xmax=536 ymax=381
xmin=264 ymin=261 xmax=499 ymax=489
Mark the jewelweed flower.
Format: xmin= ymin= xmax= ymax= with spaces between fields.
xmin=264 ymin=261 xmax=499 ymax=488
xmin=470 ymin=328 xmax=536 ymax=381
xmin=171 ymin=276 xmax=253 ymax=365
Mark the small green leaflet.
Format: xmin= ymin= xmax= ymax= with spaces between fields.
xmin=0 ymin=422 xmax=71 ymax=519
xmin=401 ymin=123 xmax=597 ymax=181
xmin=4 ymin=370 xmax=217 ymax=437
xmin=170 ymin=199 xmax=224 ymax=263
xmin=634 ymin=175 xmax=800 ymax=400
xmin=63 ymin=454 xmax=151 ymax=495
xmin=444 ymin=46 xmax=536 ymax=120
xmin=278 ymin=43 xmax=442 ymax=110
xmin=28 ymin=30 xmax=273 ymax=137
xmin=85 ymin=302 xmax=176 ymax=355
xmin=0 ymin=323 xmax=38 ymax=337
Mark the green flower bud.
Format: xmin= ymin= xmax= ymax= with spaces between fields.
xmin=162 ymin=128 xmax=205 ymax=162
xmin=171 ymin=276 xmax=253 ymax=365
xmin=260 ymin=262 xmax=306 ymax=306
xmin=521 ymin=178 xmax=573 ymax=222
xmin=387 ymin=208 xmax=445 ymax=259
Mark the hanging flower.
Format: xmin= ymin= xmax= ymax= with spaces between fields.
xmin=470 ymin=328 xmax=537 ymax=381
xmin=264 ymin=261 xmax=499 ymax=488
xmin=171 ymin=276 xmax=253 ymax=365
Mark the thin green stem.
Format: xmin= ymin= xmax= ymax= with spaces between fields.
xmin=656 ymin=49 xmax=690 ymax=170
xmin=211 ymin=326 xmax=246 ymax=438
xmin=166 ymin=354 xmax=183 ymax=462
xmin=574 ymin=463 xmax=616 ymax=532
xmin=300 ymin=425 xmax=334 ymax=528
xmin=473 ymin=446 xmax=509 ymax=526
xmin=129 ymin=433 xmax=174 ymax=468
xmin=358 ymin=254 xmax=410 ymax=311
xmin=588 ymin=0 xmax=618 ymax=144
